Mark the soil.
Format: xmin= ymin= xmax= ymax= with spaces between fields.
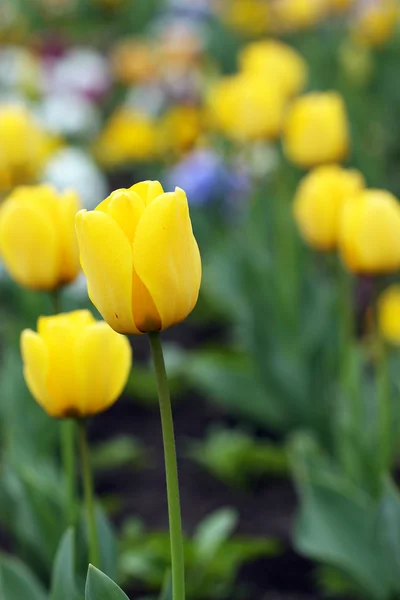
xmin=91 ymin=323 xmax=344 ymax=600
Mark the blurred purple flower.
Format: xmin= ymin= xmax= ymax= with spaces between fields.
xmin=164 ymin=149 xmax=251 ymax=209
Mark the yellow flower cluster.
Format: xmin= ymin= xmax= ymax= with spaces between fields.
xmin=208 ymin=39 xmax=308 ymax=143
xmin=0 ymin=178 xmax=201 ymax=419
xmin=220 ymin=0 xmax=358 ymax=36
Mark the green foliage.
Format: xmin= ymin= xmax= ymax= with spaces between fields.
xmin=290 ymin=432 xmax=400 ymax=600
xmin=119 ymin=509 xmax=280 ymax=599
xmin=188 ymin=427 xmax=288 ymax=487
xmin=85 ymin=565 xmax=129 ymax=600
xmin=0 ymin=554 xmax=47 ymax=600
xmin=50 ymin=529 xmax=78 ymax=600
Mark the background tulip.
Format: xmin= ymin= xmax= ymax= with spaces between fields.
xmin=0 ymin=184 xmax=81 ymax=290
xmin=21 ymin=310 xmax=131 ymax=418
xmin=339 ymin=190 xmax=400 ymax=274
xmin=238 ymin=39 xmax=308 ymax=98
xmin=208 ymin=72 xmax=287 ymax=142
xmin=293 ymin=164 xmax=364 ymax=251
xmin=283 ymin=91 xmax=350 ymax=168
xmin=378 ymin=285 xmax=400 ymax=346
xmin=76 ymin=181 xmax=201 ymax=334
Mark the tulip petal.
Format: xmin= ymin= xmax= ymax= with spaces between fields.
xmin=21 ymin=330 xmax=53 ymax=415
xmin=99 ymin=189 xmax=145 ymax=243
xmin=38 ymin=314 xmax=86 ymax=416
xmin=75 ymin=210 xmax=139 ymax=334
xmin=133 ymin=187 xmax=201 ymax=330
xmin=0 ymin=203 xmax=59 ymax=289
xmin=74 ymin=322 xmax=132 ymax=416
xmin=129 ymin=180 xmax=164 ymax=206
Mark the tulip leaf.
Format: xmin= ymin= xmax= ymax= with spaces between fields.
xmin=85 ymin=565 xmax=129 ymax=600
xmin=194 ymin=508 xmax=238 ymax=562
xmin=95 ymin=504 xmax=118 ymax=581
xmin=0 ymin=554 xmax=47 ymax=600
xmin=159 ymin=572 xmax=172 ymax=600
xmin=50 ymin=528 xmax=77 ymax=600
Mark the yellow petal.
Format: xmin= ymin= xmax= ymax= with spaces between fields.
xmin=38 ymin=313 xmax=85 ymax=416
xmin=74 ymin=322 xmax=132 ymax=416
xmin=0 ymin=202 xmax=59 ymax=290
xmin=129 ymin=180 xmax=164 ymax=206
xmin=98 ymin=188 xmax=145 ymax=242
xmin=133 ymin=187 xmax=201 ymax=330
xmin=75 ymin=210 xmax=139 ymax=334
xmin=20 ymin=330 xmax=53 ymax=415
xmin=58 ymin=190 xmax=81 ymax=284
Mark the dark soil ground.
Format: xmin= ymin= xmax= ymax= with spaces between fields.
xmin=91 ymin=323 xmax=342 ymax=600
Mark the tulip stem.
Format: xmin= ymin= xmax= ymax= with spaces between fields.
xmin=78 ymin=419 xmax=100 ymax=568
xmin=373 ymin=285 xmax=391 ymax=476
xmin=61 ymin=419 xmax=77 ymax=526
xmin=148 ymin=332 xmax=185 ymax=600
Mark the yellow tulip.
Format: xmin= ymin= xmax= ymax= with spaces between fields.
xmin=294 ymin=165 xmax=365 ymax=251
xmin=0 ymin=104 xmax=58 ymax=192
xmin=21 ymin=310 xmax=131 ymax=418
xmin=238 ymin=40 xmax=308 ymax=98
xmin=95 ymin=108 xmax=158 ymax=167
xmin=283 ymin=92 xmax=350 ymax=168
xmin=0 ymin=184 xmax=81 ymax=290
xmin=378 ymin=285 xmax=400 ymax=345
xmin=271 ymin=0 xmax=330 ymax=32
xmin=75 ymin=181 xmax=201 ymax=335
xmin=352 ymin=0 xmax=399 ymax=48
xmin=222 ymin=0 xmax=270 ymax=37
xmin=329 ymin=0 xmax=354 ymax=13
xmin=208 ymin=73 xmax=286 ymax=142
xmin=339 ymin=190 xmax=400 ymax=274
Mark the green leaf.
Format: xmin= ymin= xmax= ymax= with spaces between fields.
xmin=50 ymin=529 xmax=77 ymax=600
xmin=91 ymin=436 xmax=145 ymax=471
xmin=194 ymin=508 xmax=238 ymax=562
xmin=0 ymin=554 xmax=47 ymax=600
xmin=96 ymin=504 xmax=118 ymax=581
xmin=85 ymin=565 xmax=129 ymax=600
xmin=159 ymin=572 xmax=172 ymax=600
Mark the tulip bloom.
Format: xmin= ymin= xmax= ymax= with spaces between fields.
xmin=0 ymin=184 xmax=81 ymax=290
xmin=283 ymin=92 xmax=349 ymax=168
xmin=339 ymin=190 xmax=400 ymax=275
xmin=378 ymin=285 xmax=400 ymax=346
xmin=75 ymin=181 xmax=201 ymax=334
xmin=21 ymin=310 xmax=131 ymax=418
xmin=239 ymin=40 xmax=308 ymax=98
xmin=294 ymin=165 xmax=364 ymax=251
xmin=208 ymin=73 xmax=287 ymax=142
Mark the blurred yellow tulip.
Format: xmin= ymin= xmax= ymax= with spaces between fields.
xmin=208 ymin=73 xmax=286 ymax=142
xmin=0 ymin=104 xmax=58 ymax=192
xmin=75 ymin=182 xmax=201 ymax=335
xmin=0 ymin=184 xmax=81 ymax=290
xmin=21 ymin=310 xmax=131 ymax=418
xmin=378 ymin=285 xmax=400 ymax=345
xmin=238 ymin=39 xmax=308 ymax=98
xmin=283 ymin=92 xmax=350 ymax=168
xmin=294 ymin=165 xmax=365 ymax=251
xmin=95 ymin=108 xmax=158 ymax=167
xmin=329 ymin=0 xmax=354 ymax=13
xmin=353 ymin=0 xmax=399 ymax=47
xmin=222 ymin=0 xmax=270 ymax=36
xmin=159 ymin=105 xmax=204 ymax=156
xmin=272 ymin=0 xmax=330 ymax=32
xmin=339 ymin=190 xmax=400 ymax=274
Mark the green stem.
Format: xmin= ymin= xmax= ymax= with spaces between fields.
xmin=52 ymin=288 xmax=77 ymax=527
xmin=61 ymin=420 xmax=77 ymax=526
xmin=148 ymin=332 xmax=185 ymax=600
xmin=78 ymin=420 xmax=99 ymax=567
xmin=372 ymin=281 xmax=391 ymax=475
